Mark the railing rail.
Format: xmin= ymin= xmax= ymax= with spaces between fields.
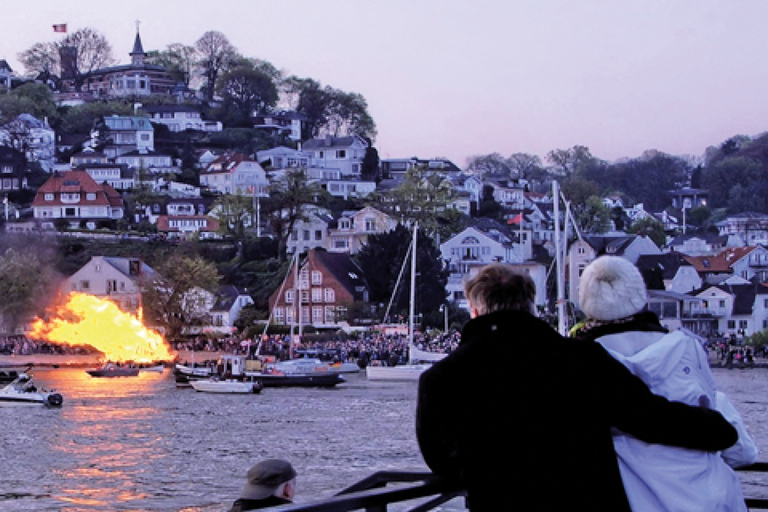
xmin=270 ymin=465 xmax=768 ymax=511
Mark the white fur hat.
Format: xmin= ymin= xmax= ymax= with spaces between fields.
xmin=578 ymin=256 xmax=647 ymax=321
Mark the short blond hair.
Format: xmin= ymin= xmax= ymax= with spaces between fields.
xmin=464 ymin=263 xmax=535 ymax=316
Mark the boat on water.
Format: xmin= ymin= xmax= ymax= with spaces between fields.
xmin=176 ymin=354 xmax=346 ymax=388
xmin=137 ymin=363 xmax=165 ymax=373
xmin=366 ymin=224 xmax=447 ymax=381
xmin=86 ymin=362 xmax=140 ymax=377
xmin=0 ymin=373 xmax=63 ymax=407
xmin=190 ymin=378 xmax=262 ymax=394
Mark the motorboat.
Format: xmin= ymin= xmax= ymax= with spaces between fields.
xmin=253 ymin=366 xmax=346 ymax=388
xmin=274 ymin=358 xmax=360 ymax=374
xmin=190 ymin=378 xmax=262 ymax=394
xmin=86 ymin=362 xmax=140 ymax=377
xmin=0 ymin=373 xmax=63 ymax=407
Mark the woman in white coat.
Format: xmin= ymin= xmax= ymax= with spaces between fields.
xmin=573 ymin=256 xmax=758 ymax=512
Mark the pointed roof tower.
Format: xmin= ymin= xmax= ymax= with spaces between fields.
xmin=130 ymin=21 xmax=146 ymax=67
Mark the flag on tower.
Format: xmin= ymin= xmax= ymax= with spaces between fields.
xmin=53 ymin=24 xmax=67 ymax=33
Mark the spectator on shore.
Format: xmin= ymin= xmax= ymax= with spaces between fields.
xmin=416 ymin=263 xmax=738 ymax=511
xmin=573 ymin=256 xmax=757 ymax=511
xmin=228 ymin=459 xmax=297 ymax=511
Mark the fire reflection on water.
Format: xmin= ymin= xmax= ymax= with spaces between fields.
xmin=48 ymin=369 xmax=167 ymax=509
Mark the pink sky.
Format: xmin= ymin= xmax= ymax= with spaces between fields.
xmin=2 ymin=0 xmax=768 ymax=167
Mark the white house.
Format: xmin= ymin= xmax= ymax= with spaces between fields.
xmin=303 ymin=135 xmax=368 ymax=177
xmin=199 ymin=153 xmax=269 ymax=196
xmin=97 ymin=115 xmax=155 ymax=158
xmin=63 ymin=256 xmax=154 ymax=314
xmin=142 ymin=104 xmax=222 ymax=132
xmin=441 ymin=221 xmax=544 ymax=309
xmin=326 ymin=207 xmax=398 ymax=254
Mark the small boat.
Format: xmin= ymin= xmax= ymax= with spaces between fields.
xmin=86 ymin=362 xmax=140 ymax=377
xmin=190 ymin=378 xmax=262 ymax=394
xmin=0 ymin=373 xmax=63 ymax=407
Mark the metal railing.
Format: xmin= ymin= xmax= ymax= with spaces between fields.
xmin=258 ymin=464 xmax=768 ymax=511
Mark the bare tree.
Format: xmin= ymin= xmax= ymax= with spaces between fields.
xmin=195 ymin=31 xmax=236 ymax=101
xmin=17 ymin=42 xmax=59 ymax=77
xmin=61 ymin=28 xmax=115 ymax=91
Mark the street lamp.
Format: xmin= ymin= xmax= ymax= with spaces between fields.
xmin=439 ymin=304 xmax=448 ymax=332
xmin=681 ymin=198 xmax=691 ymax=235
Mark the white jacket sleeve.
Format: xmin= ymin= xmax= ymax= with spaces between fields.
xmin=715 ymin=390 xmax=759 ymax=468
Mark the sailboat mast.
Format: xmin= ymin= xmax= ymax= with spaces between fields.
xmin=553 ymin=181 xmax=567 ymax=335
xmin=408 ymin=223 xmax=417 ymax=364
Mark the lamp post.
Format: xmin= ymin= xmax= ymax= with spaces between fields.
xmin=439 ymin=304 xmax=448 ymax=333
xmin=682 ymin=198 xmax=691 ymax=235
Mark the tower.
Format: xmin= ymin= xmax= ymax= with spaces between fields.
xmin=129 ymin=22 xmax=146 ymax=67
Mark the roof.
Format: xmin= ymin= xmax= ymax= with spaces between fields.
xmin=101 ymin=257 xmax=155 ymax=279
xmin=34 ymin=170 xmax=112 ymax=207
xmin=131 ymin=31 xmax=145 ymax=56
xmin=211 ymin=285 xmax=251 ymax=312
xmin=104 ymin=116 xmax=154 ymax=131
xmin=706 ymin=282 xmax=768 ymax=315
xmin=636 ymin=253 xmax=694 ymax=289
xmin=303 ymin=135 xmax=367 ymax=150
xmin=309 ymin=249 xmax=369 ymax=301
xmin=682 ymin=247 xmax=759 ymax=273
xmin=582 ymin=235 xmax=637 ymax=256
xmin=202 ymin=153 xmax=257 ymax=174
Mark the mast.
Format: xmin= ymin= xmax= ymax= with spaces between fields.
xmin=553 ymin=181 xmax=567 ymax=335
xmin=408 ymin=223 xmax=417 ymax=364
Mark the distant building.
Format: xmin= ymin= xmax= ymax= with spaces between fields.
xmin=80 ymin=29 xmax=177 ymax=98
xmin=200 ymin=153 xmax=268 ymax=196
xmin=269 ymin=249 xmax=371 ymax=328
xmin=142 ymin=104 xmax=222 ymax=132
xmin=96 ymin=116 xmax=155 ymax=159
xmin=32 ymin=170 xmax=124 ymax=228
xmin=63 ymin=256 xmax=154 ymax=314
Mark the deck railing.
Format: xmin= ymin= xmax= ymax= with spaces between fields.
xmin=271 ymin=464 xmax=768 ymax=512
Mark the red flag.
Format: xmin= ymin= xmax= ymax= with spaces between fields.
xmin=507 ymin=213 xmax=523 ymax=225
xmin=53 ymin=24 xmax=67 ymax=33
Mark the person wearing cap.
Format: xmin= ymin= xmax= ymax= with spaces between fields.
xmin=416 ymin=263 xmax=739 ymax=512
xmin=574 ymin=255 xmax=757 ymax=511
xmin=228 ymin=459 xmax=297 ymax=511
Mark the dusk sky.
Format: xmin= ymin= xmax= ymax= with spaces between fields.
xmin=2 ymin=0 xmax=767 ymax=167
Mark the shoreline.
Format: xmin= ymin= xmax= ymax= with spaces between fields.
xmin=0 ymin=350 xmax=229 ymax=368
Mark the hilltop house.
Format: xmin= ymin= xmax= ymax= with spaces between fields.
xmin=269 ymin=249 xmax=371 ymax=328
xmin=0 ymin=146 xmax=30 ymax=195
xmin=79 ymin=29 xmax=177 ymax=98
xmin=32 ymin=170 xmax=124 ymax=229
xmin=96 ymin=115 xmax=155 ymax=159
xmin=142 ymin=104 xmax=222 ymax=132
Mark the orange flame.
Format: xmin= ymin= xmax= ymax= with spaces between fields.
xmin=29 ymin=292 xmax=176 ymax=363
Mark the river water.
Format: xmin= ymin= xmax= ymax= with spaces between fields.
xmin=0 ymin=366 xmax=766 ymax=511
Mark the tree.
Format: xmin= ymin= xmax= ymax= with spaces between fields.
xmin=0 ymin=242 xmax=61 ymax=332
xmin=508 ymin=153 xmax=547 ymax=182
xmin=466 ymin=153 xmax=512 ymax=179
xmin=261 ymin=168 xmax=325 ymax=262
xmin=627 ymin=217 xmax=667 ymax=248
xmin=355 ymin=224 xmax=448 ymax=320
xmin=360 ymin=141 xmax=380 ymax=182
xmin=60 ymin=101 xmax=133 ymax=134
xmin=140 ymin=254 xmax=220 ymax=342
xmin=289 ymin=77 xmax=376 ymax=139
xmin=17 ymin=42 xmax=59 ymax=77
xmin=546 ymin=145 xmax=596 ymax=177
xmin=216 ymin=63 xmax=278 ymax=126
xmin=373 ymin=164 xmax=457 ymax=238
xmin=476 ymin=184 xmax=504 ymax=220
xmin=0 ymin=83 xmax=58 ymax=125
xmin=195 ymin=31 xmax=236 ymax=102
xmin=212 ymin=193 xmax=253 ymax=241
xmin=702 ymin=156 xmax=765 ymax=212
xmin=60 ymin=28 xmax=115 ymax=91
xmin=146 ymin=43 xmax=196 ymax=88
xmin=574 ymin=196 xmax=611 ymax=234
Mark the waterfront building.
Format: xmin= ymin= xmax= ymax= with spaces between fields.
xmin=32 ymin=170 xmax=124 ymax=229
xmin=63 ymin=256 xmax=154 ymax=314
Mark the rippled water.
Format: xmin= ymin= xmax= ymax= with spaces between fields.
xmin=0 ymin=366 xmax=766 ymax=511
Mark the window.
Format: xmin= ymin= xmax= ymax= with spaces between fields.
xmin=285 ymin=290 xmax=294 ymax=303
xmin=274 ymin=307 xmax=285 ymax=324
xmin=739 ymin=320 xmax=748 ymax=329
xmin=324 ymin=306 xmax=335 ymax=323
xmin=314 ymin=230 xmax=323 ymax=241
xmin=727 ymin=320 xmax=736 ymax=329
xmin=365 ymin=218 xmax=376 ymax=232
xmin=312 ymin=288 xmax=323 ymax=302
xmin=312 ymin=306 xmax=323 ymax=324
xmin=336 ymin=150 xmax=346 ymax=158
xmin=45 ymin=193 xmax=54 ymax=201
xmin=311 ymin=271 xmax=322 ymax=285
xmin=324 ymin=288 xmax=335 ymax=302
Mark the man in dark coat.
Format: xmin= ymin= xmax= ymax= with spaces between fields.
xmin=416 ymin=264 xmax=737 ymax=511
